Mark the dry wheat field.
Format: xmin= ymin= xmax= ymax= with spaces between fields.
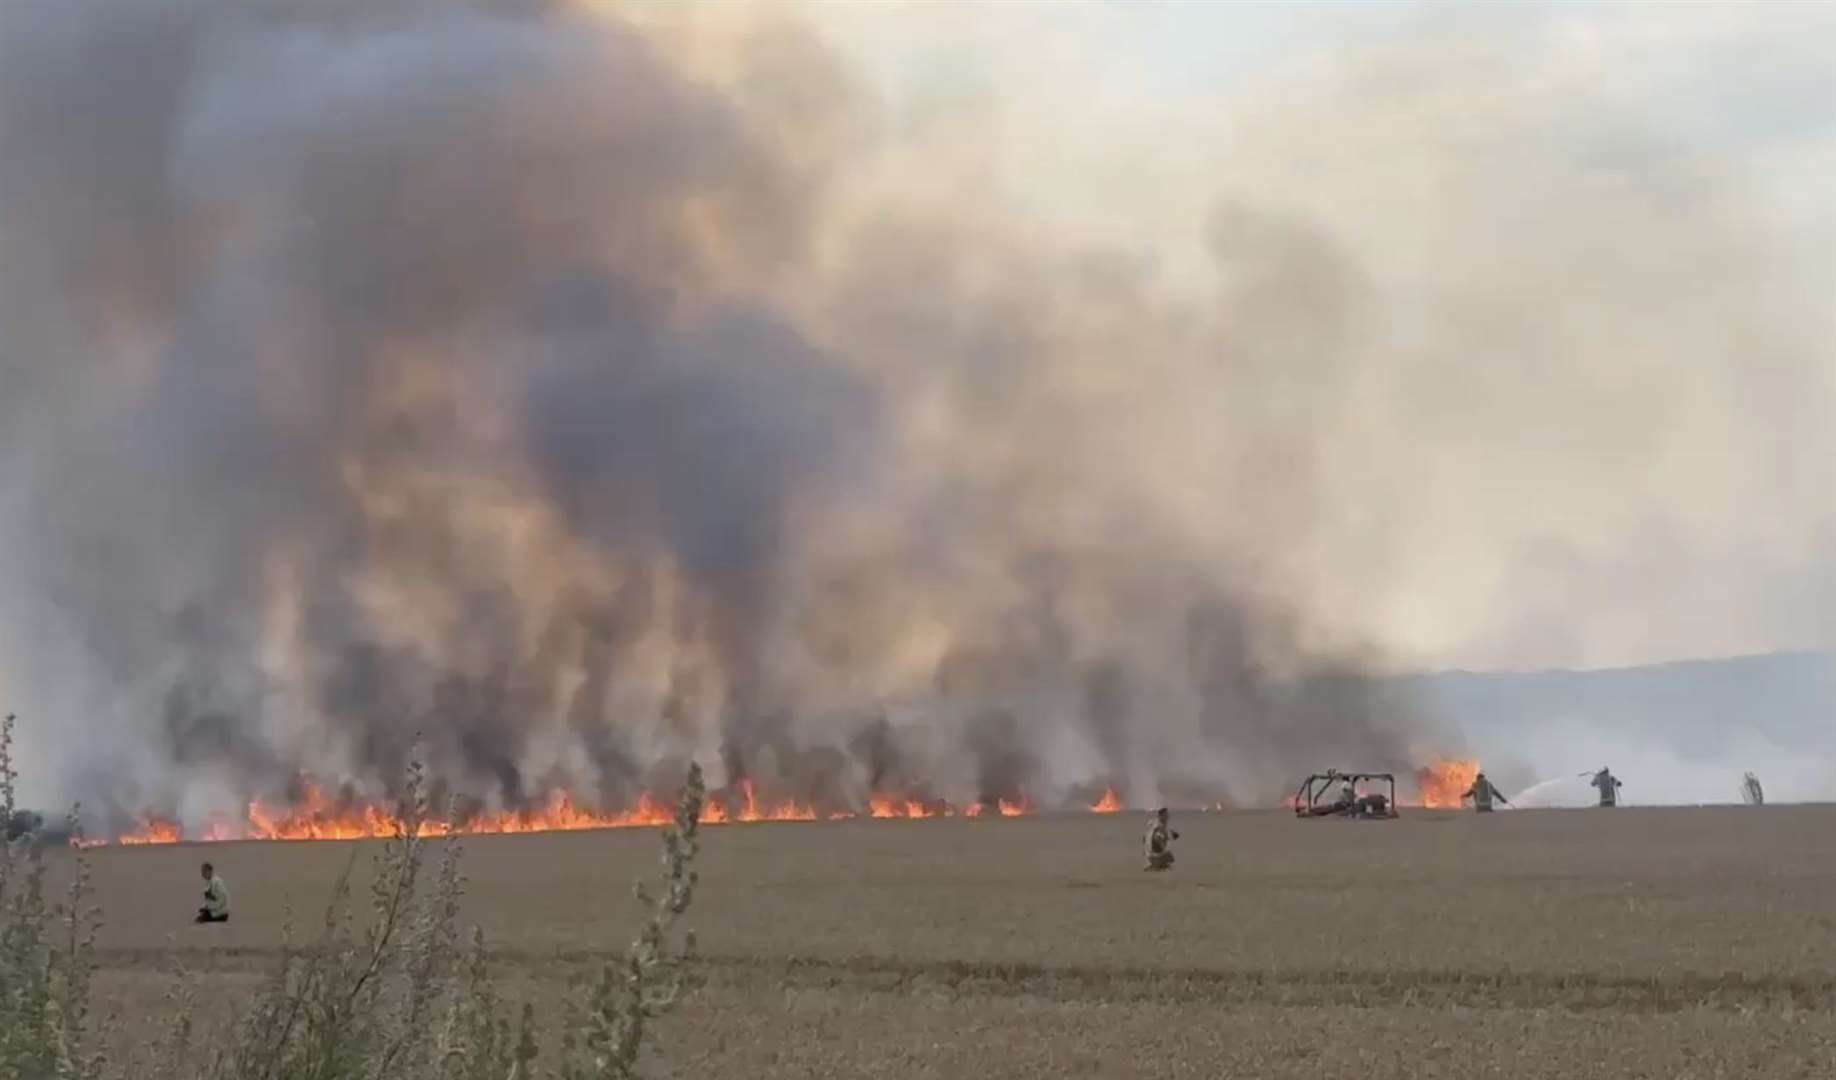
xmin=69 ymin=805 xmax=1836 ymax=1078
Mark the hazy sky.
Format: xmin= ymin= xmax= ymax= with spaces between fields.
xmin=806 ymin=0 xmax=1836 ymax=671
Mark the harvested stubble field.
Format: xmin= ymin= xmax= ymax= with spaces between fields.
xmin=70 ymin=804 xmax=1836 ymax=1078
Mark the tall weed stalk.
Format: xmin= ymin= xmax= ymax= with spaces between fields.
xmin=0 ymin=714 xmax=708 ymax=1080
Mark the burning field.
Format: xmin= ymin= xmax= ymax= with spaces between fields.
xmin=88 ymin=758 xmax=1478 ymax=844
xmin=99 ymin=779 xmax=1070 ymax=845
xmin=66 ymin=802 xmax=1836 ymax=1078
xmin=1 ymin=0 xmax=1475 ymax=848
xmin=5 ymin=0 xmax=1833 ymax=1071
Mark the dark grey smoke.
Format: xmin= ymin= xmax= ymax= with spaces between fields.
xmin=0 ymin=0 xmax=1438 ymax=830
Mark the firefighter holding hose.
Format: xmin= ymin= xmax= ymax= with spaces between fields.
xmin=1462 ymin=771 xmax=1509 ymax=813
xmin=1588 ymin=767 xmax=1622 ymax=807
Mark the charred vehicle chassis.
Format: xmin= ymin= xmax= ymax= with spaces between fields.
xmin=1293 ymin=771 xmax=1399 ymax=819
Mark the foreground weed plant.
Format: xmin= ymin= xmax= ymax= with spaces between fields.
xmin=0 ymin=713 xmax=706 ymax=1080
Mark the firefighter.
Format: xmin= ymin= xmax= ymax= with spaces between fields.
xmin=1143 ymin=808 xmax=1178 ymax=871
xmin=196 ymin=861 xmax=230 ymax=924
xmin=1462 ymin=771 xmax=1509 ymax=813
xmin=1589 ymin=767 xmax=1622 ymax=808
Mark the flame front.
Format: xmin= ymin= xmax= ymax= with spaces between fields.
xmin=1089 ymin=788 xmax=1122 ymax=813
xmin=94 ymin=781 xmax=1070 ymax=845
xmin=1414 ymin=757 xmax=1480 ymax=808
xmin=116 ymin=821 xmax=183 ymax=845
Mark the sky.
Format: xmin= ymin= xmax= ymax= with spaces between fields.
xmin=806 ymin=0 xmax=1836 ymax=672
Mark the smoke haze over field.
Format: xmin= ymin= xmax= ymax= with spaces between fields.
xmin=1 ymin=1 xmax=1833 ymax=819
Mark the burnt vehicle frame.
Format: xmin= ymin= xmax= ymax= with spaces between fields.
xmin=1293 ymin=770 xmax=1400 ymax=819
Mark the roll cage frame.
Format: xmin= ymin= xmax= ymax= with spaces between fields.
xmin=1293 ymin=770 xmax=1400 ymax=819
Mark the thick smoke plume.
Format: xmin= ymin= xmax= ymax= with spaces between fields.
xmin=7 ymin=0 xmax=1833 ymax=822
xmin=0 ymin=0 xmax=1438 ymax=825
xmin=31 ymin=2 xmax=1836 ymax=820
xmin=10 ymin=2 xmax=1830 ymax=822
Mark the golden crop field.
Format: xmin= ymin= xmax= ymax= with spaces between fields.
xmin=71 ymin=805 xmax=1836 ymax=1078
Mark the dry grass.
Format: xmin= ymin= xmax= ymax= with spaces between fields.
xmin=3 ymin=718 xmax=707 ymax=1079
xmin=49 ymin=803 xmax=1836 ymax=1077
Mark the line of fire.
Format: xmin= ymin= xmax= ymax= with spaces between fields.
xmin=80 ymin=759 xmax=1480 ymax=847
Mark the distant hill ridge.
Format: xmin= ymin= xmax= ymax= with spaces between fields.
xmin=1401 ymin=650 xmax=1835 ymax=747
xmin=1391 ymin=651 xmax=1835 ymax=803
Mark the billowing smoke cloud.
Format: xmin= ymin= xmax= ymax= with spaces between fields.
xmin=4 ymin=1 xmax=1831 ymax=821
xmin=0 ymin=0 xmax=1436 ymax=825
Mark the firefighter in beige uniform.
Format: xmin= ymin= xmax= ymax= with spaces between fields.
xmin=1143 ymin=808 xmax=1178 ymax=871
xmin=197 ymin=862 xmax=230 ymax=924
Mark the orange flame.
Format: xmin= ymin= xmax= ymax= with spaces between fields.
xmin=867 ymin=794 xmax=944 ymax=819
xmin=115 ymin=820 xmax=182 ymax=845
xmin=727 ymin=779 xmax=818 ymax=823
xmin=1089 ymin=788 xmax=1122 ymax=813
xmin=93 ymin=779 xmax=1054 ymax=845
xmin=1414 ymin=757 xmax=1480 ymax=809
